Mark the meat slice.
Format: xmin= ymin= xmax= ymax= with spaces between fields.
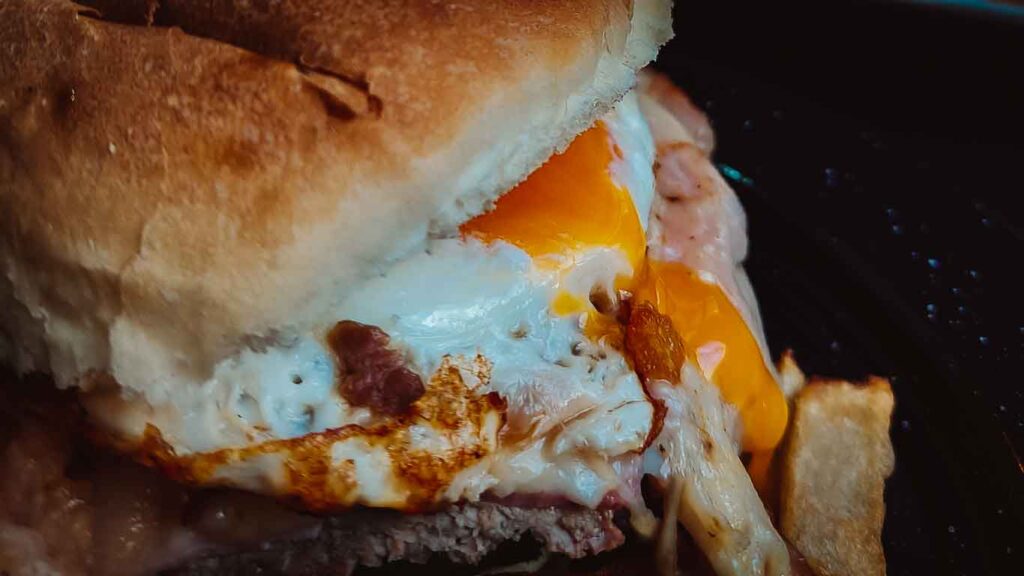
xmin=638 ymin=71 xmax=773 ymax=366
xmin=171 ymin=503 xmax=625 ymax=576
xmin=328 ymin=320 xmax=425 ymax=416
xmin=638 ymin=72 xmax=715 ymax=155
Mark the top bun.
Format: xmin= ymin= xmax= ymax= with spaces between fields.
xmin=0 ymin=0 xmax=672 ymax=391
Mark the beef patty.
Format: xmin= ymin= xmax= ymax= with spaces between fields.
xmin=0 ymin=373 xmax=624 ymax=576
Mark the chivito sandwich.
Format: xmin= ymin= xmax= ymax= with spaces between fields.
xmin=0 ymin=1 xmax=893 ymax=576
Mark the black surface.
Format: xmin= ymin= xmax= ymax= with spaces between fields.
xmin=659 ymin=1 xmax=1023 ymax=574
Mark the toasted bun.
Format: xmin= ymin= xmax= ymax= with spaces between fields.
xmin=0 ymin=0 xmax=672 ymax=391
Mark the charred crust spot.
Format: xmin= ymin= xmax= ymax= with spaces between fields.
xmin=327 ymin=320 xmax=425 ymax=417
xmin=125 ymin=425 xmax=187 ymax=477
xmin=624 ymin=302 xmax=686 ymax=385
xmin=330 ymin=319 xmax=388 ymax=352
xmin=382 ymin=367 xmax=427 ymax=412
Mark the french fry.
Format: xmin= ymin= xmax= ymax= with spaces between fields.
xmin=780 ymin=378 xmax=895 ymax=576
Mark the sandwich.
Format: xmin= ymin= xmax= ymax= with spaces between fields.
xmin=0 ymin=1 xmax=893 ymax=575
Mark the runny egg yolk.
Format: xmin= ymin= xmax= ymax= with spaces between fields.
xmin=461 ymin=122 xmax=787 ymax=453
xmin=461 ymin=122 xmax=646 ymax=273
xmin=634 ymin=262 xmax=788 ymax=452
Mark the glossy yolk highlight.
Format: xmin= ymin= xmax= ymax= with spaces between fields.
xmin=635 ymin=261 xmax=788 ymax=452
xmin=461 ymin=122 xmax=646 ymax=273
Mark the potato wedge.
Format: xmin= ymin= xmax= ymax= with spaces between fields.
xmin=780 ymin=377 xmax=895 ymax=576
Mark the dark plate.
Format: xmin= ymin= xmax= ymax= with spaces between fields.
xmin=652 ymin=1 xmax=1024 ymax=574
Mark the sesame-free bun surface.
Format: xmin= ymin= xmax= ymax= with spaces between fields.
xmin=0 ymin=0 xmax=672 ymax=393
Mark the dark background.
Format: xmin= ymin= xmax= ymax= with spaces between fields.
xmin=656 ymin=0 xmax=1022 ymax=573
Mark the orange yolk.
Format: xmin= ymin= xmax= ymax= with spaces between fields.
xmin=462 ymin=122 xmax=788 ymax=455
xmin=461 ymin=122 xmax=646 ymax=272
xmin=635 ymin=261 xmax=788 ymax=451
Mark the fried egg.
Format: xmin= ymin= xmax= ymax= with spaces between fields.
xmin=84 ymin=92 xmax=658 ymax=510
xmin=85 ymin=87 xmax=788 ymax=511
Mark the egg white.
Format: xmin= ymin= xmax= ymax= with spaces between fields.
xmin=84 ymin=90 xmax=658 ymax=508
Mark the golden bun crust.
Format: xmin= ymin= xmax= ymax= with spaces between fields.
xmin=0 ymin=0 xmax=672 ymax=393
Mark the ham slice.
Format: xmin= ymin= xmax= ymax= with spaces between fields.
xmin=638 ymin=71 xmax=773 ymax=367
